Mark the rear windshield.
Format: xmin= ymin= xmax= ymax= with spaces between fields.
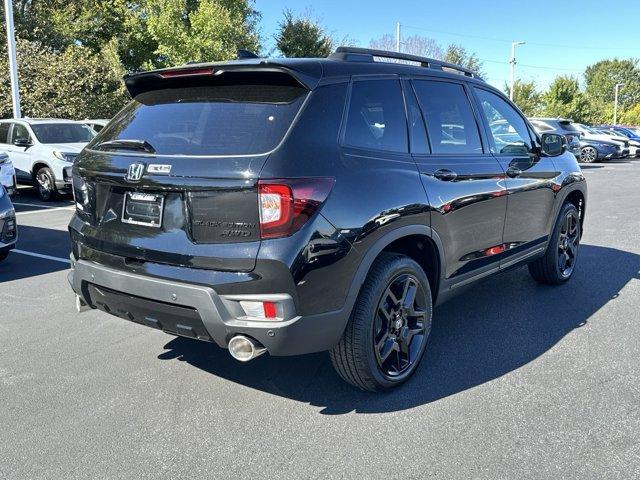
xmin=32 ymin=123 xmax=96 ymax=144
xmin=91 ymin=85 xmax=307 ymax=156
xmin=558 ymin=120 xmax=580 ymax=132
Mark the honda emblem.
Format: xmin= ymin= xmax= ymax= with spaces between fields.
xmin=126 ymin=163 xmax=145 ymax=182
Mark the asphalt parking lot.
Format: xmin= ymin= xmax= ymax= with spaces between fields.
xmin=1 ymin=161 xmax=639 ymax=479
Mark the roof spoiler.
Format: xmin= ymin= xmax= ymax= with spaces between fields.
xmin=123 ymin=62 xmax=321 ymax=98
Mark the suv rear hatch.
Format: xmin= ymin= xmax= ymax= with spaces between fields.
xmin=72 ymin=67 xmax=311 ymax=271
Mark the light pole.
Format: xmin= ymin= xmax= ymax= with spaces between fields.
xmin=3 ymin=0 xmax=21 ymax=118
xmin=613 ymin=83 xmax=624 ymax=125
xmin=509 ymin=41 xmax=525 ymax=101
xmin=395 ymin=22 xmax=401 ymax=53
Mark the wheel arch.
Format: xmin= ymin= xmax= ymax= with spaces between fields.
xmin=31 ymin=161 xmax=54 ymax=181
xmin=344 ymin=225 xmax=445 ymax=313
xmin=556 ymin=184 xmax=587 ymax=235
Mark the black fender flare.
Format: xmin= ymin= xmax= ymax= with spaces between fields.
xmin=550 ymin=181 xmax=588 ymax=232
xmin=339 ymin=224 xmax=446 ymax=324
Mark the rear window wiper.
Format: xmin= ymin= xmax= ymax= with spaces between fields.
xmin=94 ymin=139 xmax=156 ymax=154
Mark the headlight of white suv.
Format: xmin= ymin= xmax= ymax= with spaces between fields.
xmin=53 ymin=150 xmax=77 ymax=162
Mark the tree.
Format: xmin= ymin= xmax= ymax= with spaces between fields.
xmin=541 ymin=75 xmax=590 ymax=123
xmin=144 ymin=0 xmax=261 ymax=68
xmin=275 ymin=9 xmax=334 ymax=58
xmin=582 ymin=59 xmax=640 ymax=124
xmin=503 ymin=80 xmax=542 ymax=116
xmin=443 ymin=44 xmax=483 ymax=77
xmin=0 ymin=39 xmax=128 ymax=119
xmin=621 ymin=104 xmax=640 ymax=126
xmin=369 ymin=33 xmax=443 ymax=60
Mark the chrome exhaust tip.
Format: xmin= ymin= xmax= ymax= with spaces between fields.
xmin=75 ymin=295 xmax=90 ymax=313
xmin=228 ymin=335 xmax=267 ymax=362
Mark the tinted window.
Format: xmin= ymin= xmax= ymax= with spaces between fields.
xmin=10 ymin=123 xmax=31 ymax=143
xmin=531 ymin=120 xmax=553 ymax=132
xmin=31 ymin=123 xmax=95 ymax=144
xmin=344 ymin=79 xmax=408 ymax=153
xmin=93 ymin=85 xmax=307 ymax=156
xmin=0 ymin=123 xmax=10 ymax=144
xmin=412 ymin=81 xmax=482 ymax=155
xmin=558 ymin=121 xmax=580 ymax=133
xmin=475 ymin=88 xmax=532 ymax=155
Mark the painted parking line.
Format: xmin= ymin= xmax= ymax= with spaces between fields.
xmin=11 ymin=249 xmax=71 ymax=264
xmin=12 ymin=202 xmax=74 ymax=209
xmin=15 ymin=206 xmax=75 ymax=216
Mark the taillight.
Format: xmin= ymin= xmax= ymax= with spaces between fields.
xmin=258 ymin=178 xmax=335 ymax=239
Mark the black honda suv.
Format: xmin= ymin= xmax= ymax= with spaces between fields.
xmin=68 ymin=47 xmax=587 ymax=391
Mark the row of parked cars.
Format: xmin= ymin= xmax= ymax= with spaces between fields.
xmin=529 ymin=117 xmax=640 ymax=163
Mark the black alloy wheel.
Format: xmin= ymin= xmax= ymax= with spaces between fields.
xmin=374 ymin=273 xmax=428 ymax=378
xmin=557 ymin=209 xmax=580 ymax=279
xmin=529 ymin=202 xmax=581 ymax=285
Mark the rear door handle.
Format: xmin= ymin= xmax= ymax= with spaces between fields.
xmin=433 ymin=169 xmax=457 ymax=181
xmin=506 ymin=166 xmax=522 ymax=178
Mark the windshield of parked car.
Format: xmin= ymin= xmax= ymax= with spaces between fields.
xmin=31 ymin=123 xmax=97 ymax=144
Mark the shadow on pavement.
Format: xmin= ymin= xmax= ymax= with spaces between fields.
xmin=0 ymin=225 xmax=70 ymax=282
xmin=158 ymin=244 xmax=640 ymax=414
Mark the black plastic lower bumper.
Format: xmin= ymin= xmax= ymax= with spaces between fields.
xmin=69 ymin=257 xmax=349 ymax=356
xmin=86 ymin=284 xmax=213 ymax=342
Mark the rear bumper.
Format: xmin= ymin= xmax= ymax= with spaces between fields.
xmin=68 ymin=257 xmax=348 ymax=356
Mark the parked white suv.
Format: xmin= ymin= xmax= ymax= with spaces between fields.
xmin=0 ymin=152 xmax=17 ymax=196
xmin=0 ymin=119 xmax=96 ymax=201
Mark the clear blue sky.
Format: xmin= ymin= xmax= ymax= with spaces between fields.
xmin=257 ymin=0 xmax=639 ymax=90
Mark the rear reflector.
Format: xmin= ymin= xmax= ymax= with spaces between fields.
xmin=159 ymin=67 xmax=215 ymax=78
xmin=258 ymin=178 xmax=335 ymax=239
xmin=239 ymin=301 xmax=279 ymax=320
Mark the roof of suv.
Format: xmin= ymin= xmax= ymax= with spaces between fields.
xmin=124 ymin=47 xmax=490 ymax=98
xmin=0 ymin=118 xmax=80 ymax=125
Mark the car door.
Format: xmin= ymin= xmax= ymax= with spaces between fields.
xmin=409 ymin=79 xmax=507 ymax=283
xmin=8 ymin=122 xmax=33 ymax=181
xmin=472 ymin=87 xmax=558 ymax=265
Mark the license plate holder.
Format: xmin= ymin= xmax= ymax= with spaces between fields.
xmin=122 ymin=191 xmax=165 ymax=228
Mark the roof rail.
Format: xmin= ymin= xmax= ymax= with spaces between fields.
xmin=329 ymin=46 xmax=481 ymax=79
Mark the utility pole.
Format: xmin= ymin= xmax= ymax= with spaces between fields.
xmin=509 ymin=41 xmax=525 ymax=101
xmin=3 ymin=0 xmax=21 ymax=118
xmin=396 ymin=22 xmax=401 ymax=53
xmin=613 ymin=83 xmax=624 ymax=125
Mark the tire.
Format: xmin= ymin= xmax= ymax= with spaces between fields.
xmin=35 ymin=167 xmax=58 ymax=202
xmin=0 ymin=251 xmax=8 ymax=262
xmin=330 ymin=253 xmax=433 ymax=391
xmin=528 ymin=202 xmax=581 ymax=285
xmin=580 ymin=146 xmax=598 ymax=163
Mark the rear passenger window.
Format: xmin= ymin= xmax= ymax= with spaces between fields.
xmin=344 ymin=80 xmax=408 ymax=153
xmin=412 ymin=81 xmax=483 ymax=155
xmin=0 ymin=123 xmax=10 ymax=144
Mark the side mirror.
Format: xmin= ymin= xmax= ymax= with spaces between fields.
xmin=13 ymin=138 xmax=31 ymax=148
xmin=541 ymin=133 xmax=565 ymax=157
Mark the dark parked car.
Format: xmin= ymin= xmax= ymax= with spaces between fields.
xmin=530 ymin=118 xmax=624 ymax=163
xmin=68 ymin=47 xmax=587 ymax=391
xmin=0 ymin=184 xmax=17 ymax=262
xmin=529 ymin=119 xmax=581 ymax=157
